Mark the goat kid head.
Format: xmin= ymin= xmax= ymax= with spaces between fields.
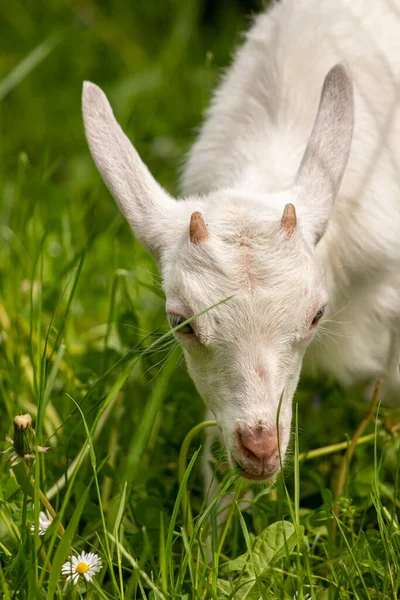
xmin=82 ymin=64 xmax=354 ymax=481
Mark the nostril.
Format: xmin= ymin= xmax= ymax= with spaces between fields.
xmin=237 ymin=427 xmax=279 ymax=463
xmin=238 ymin=433 xmax=262 ymax=462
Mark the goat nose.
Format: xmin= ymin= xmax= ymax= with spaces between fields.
xmin=239 ymin=427 xmax=278 ymax=462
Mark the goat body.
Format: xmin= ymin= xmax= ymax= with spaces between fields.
xmin=183 ymin=0 xmax=400 ymax=393
xmin=83 ymin=0 xmax=400 ymax=480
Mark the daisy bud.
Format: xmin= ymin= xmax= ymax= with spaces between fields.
xmin=13 ymin=414 xmax=35 ymax=457
xmin=2 ymin=414 xmax=49 ymax=465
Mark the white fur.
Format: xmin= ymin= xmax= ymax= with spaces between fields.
xmin=82 ymin=0 xmax=400 ymax=476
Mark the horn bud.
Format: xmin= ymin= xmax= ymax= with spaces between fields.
xmin=189 ymin=211 xmax=208 ymax=245
xmin=281 ymin=203 xmax=297 ymax=236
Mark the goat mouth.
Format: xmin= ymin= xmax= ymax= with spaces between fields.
xmin=242 ymin=470 xmax=278 ymax=481
xmin=231 ymin=456 xmax=279 ymax=481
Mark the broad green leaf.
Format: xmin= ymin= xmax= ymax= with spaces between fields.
xmin=252 ymin=520 xmax=301 ymax=577
xmin=229 ymin=578 xmax=266 ymax=600
xmin=225 ymin=551 xmax=249 ymax=573
xmin=226 ymin=520 xmax=301 ymax=579
xmin=217 ymin=578 xmax=232 ymax=596
xmin=0 ymin=476 xmax=20 ymax=502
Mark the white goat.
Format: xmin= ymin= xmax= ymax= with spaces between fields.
xmin=82 ymin=0 xmax=400 ymax=482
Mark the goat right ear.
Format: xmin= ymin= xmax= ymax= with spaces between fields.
xmin=295 ymin=64 xmax=354 ymax=246
xmin=82 ymin=82 xmax=179 ymax=258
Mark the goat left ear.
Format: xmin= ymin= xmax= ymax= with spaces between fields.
xmin=82 ymin=81 xmax=180 ymax=258
xmin=295 ymin=63 xmax=354 ymax=245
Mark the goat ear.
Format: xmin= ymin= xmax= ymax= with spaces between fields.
xmin=82 ymin=81 xmax=179 ymax=258
xmin=296 ymin=63 xmax=354 ymax=245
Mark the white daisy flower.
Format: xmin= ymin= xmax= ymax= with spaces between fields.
xmin=61 ymin=552 xmax=103 ymax=584
xmin=30 ymin=510 xmax=53 ymax=536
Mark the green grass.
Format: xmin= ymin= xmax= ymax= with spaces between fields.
xmin=0 ymin=1 xmax=400 ymax=598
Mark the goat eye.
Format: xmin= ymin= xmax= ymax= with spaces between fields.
xmin=312 ymin=307 xmax=325 ymax=325
xmin=168 ymin=314 xmax=194 ymax=334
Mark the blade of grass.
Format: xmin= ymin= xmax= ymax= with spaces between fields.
xmin=0 ymin=560 xmax=10 ymax=600
xmin=122 ymin=349 xmax=178 ymax=483
xmin=46 ymin=358 xmax=134 ymax=500
xmin=210 ymin=503 xmax=219 ymax=596
xmin=69 ymin=394 xmax=122 ymax=598
xmin=107 ymin=533 xmax=167 ymax=600
xmin=46 ymin=477 xmax=93 ymax=600
xmin=332 ymin=513 xmax=372 ymax=600
xmin=113 ymin=482 xmax=128 ymax=600
xmin=165 ymin=447 xmax=201 ymax=589
xmin=178 ymin=419 xmax=217 ymax=533
xmin=159 ymin=512 xmax=167 ymax=595
xmin=0 ymin=35 xmax=61 ymax=101
xmin=39 ymin=343 xmax=65 ymax=427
